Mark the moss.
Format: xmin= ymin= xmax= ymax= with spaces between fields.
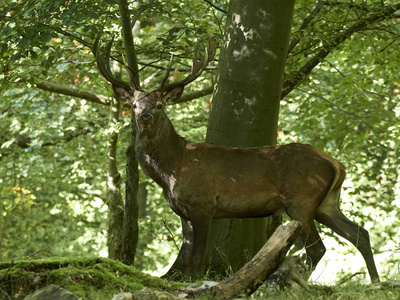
xmin=0 ymin=257 xmax=181 ymax=299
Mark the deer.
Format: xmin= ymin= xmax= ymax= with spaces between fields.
xmin=93 ymin=33 xmax=380 ymax=282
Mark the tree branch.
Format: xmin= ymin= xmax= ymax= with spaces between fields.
xmin=176 ymin=86 xmax=214 ymax=104
xmin=287 ymin=0 xmax=324 ymax=55
xmin=34 ymin=81 xmax=109 ymax=105
xmin=14 ymin=76 xmax=109 ymax=105
xmin=282 ymin=3 xmax=400 ymax=98
xmin=321 ymin=1 xmax=370 ymax=11
xmin=32 ymin=77 xmax=213 ymax=106
xmin=119 ymin=0 xmax=140 ymax=86
xmin=203 ymin=0 xmax=228 ymax=14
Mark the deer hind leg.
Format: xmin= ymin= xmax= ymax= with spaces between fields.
xmin=300 ymin=221 xmax=326 ymax=272
xmin=286 ymin=209 xmax=326 ymax=272
xmin=315 ymin=207 xmax=380 ymax=282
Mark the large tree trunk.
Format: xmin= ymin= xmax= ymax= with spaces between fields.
xmin=203 ymin=0 xmax=295 ymax=276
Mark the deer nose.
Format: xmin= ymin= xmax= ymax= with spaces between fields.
xmin=139 ymin=113 xmax=154 ymax=125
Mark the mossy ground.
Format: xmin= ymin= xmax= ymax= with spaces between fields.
xmin=0 ymin=257 xmax=184 ymax=299
xmin=1 ymin=257 xmax=399 ymax=299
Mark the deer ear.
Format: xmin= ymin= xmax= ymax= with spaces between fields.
xmin=162 ymin=86 xmax=184 ymax=104
xmin=113 ymin=86 xmax=133 ymax=104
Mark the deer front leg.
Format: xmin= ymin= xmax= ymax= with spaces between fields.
xmin=181 ymin=218 xmax=194 ymax=277
xmin=190 ymin=213 xmax=212 ymax=279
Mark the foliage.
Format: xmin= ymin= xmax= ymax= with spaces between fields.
xmin=0 ymin=0 xmax=399 ymax=283
xmin=0 ymin=88 xmax=110 ymax=260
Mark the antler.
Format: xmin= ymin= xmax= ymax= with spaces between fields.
xmin=93 ymin=31 xmax=138 ymax=92
xmin=159 ymin=34 xmax=216 ymax=94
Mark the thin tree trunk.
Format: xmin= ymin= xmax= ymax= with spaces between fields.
xmin=106 ymin=96 xmax=124 ymax=260
xmin=121 ymin=111 xmax=139 ymax=265
xmin=118 ymin=0 xmax=140 ymax=265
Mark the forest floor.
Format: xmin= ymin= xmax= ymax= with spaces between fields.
xmin=0 ymin=257 xmax=399 ymax=299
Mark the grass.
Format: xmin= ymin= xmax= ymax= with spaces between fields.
xmin=250 ymin=279 xmax=400 ymax=300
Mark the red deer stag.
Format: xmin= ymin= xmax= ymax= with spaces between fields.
xmin=93 ymin=33 xmax=379 ymax=282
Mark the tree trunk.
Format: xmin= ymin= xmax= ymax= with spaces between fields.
xmin=121 ymin=111 xmax=139 ymax=265
xmin=119 ymin=0 xmax=140 ymax=265
xmin=203 ymin=0 xmax=295 ymax=276
xmin=106 ymin=96 xmax=124 ymax=260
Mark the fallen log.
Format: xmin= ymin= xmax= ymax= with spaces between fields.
xmin=209 ymin=220 xmax=302 ymax=299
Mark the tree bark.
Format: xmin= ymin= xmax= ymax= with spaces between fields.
xmin=121 ymin=111 xmax=139 ymax=265
xmin=119 ymin=0 xmax=140 ymax=265
xmin=209 ymin=221 xmax=302 ymax=299
xmin=203 ymin=0 xmax=295 ymax=276
xmin=106 ymin=96 xmax=124 ymax=260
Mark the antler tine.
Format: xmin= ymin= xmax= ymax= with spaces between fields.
xmin=182 ymin=34 xmax=215 ymax=85
xmin=93 ymin=31 xmax=132 ymax=92
xmin=160 ymin=34 xmax=215 ymax=93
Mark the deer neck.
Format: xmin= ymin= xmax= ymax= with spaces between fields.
xmin=135 ymin=113 xmax=187 ymax=188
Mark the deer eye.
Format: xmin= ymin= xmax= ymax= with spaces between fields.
xmin=132 ymin=103 xmax=137 ymax=109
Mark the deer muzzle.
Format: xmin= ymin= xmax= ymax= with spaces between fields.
xmin=139 ymin=113 xmax=154 ymax=127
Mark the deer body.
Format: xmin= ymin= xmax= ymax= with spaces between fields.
xmin=139 ymin=130 xmax=338 ymax=221
xmin=94 ymin=35 xmax=379 ymax=281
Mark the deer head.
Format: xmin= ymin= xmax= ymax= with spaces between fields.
xmin=93 ymin=32 xmax=215 ymax=133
